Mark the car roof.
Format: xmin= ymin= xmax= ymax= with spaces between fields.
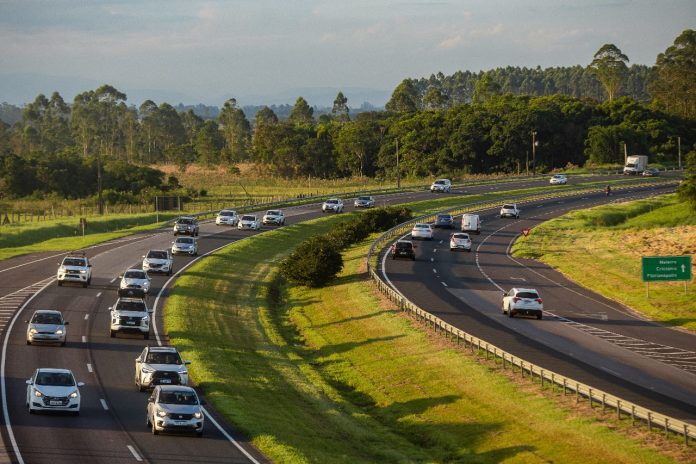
xmin=116 ymin=297 xmax=146 ymax=303
xmin=156 ymin=385 xmax=196 ymax=393
xmin=511 ymin=287 xmax=539 ymax=294
xmin=414 ymin=223 xmax=431 ymax=226
xmin=147 ymin=346 xmax=178 ymax=353
xmin=396 ymin=239 xmax=413 ymax=244
xmin=36 ymin=367 xmax=73 ymax=374
xmin=124 ymin=268 xmax=145 ymax=273
xmin=33 ymin=309 xmax=63 ymax=315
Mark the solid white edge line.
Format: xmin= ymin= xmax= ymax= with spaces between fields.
xmin=202 ymin=407 xmax=261 ymax=464
xmin=96 ymin=292 xmax=102 ymax=298
xmin=1 ymin=279 xmax=54 ymax=464
xmin=127 ymin=445 xmax=143 ymax=462
xmin=100 ymin=399 xmax=109 ymax=410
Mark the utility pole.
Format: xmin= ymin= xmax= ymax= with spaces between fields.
xmin=678 ymin=136 xmax=682 ymax=170
xmin=396 ymin=139 xmax=401 ymax=189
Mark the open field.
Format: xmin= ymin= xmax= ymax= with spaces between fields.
xmin=165 ymin=212 xmax=691 ymax=463
xmin=512 ymin=194 xmax=696 ymax=332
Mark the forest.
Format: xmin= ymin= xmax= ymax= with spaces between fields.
xmin=0 ymin=30 xmax=694 ymax=202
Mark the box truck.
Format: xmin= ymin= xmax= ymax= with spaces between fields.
xmin=623 ymin=155 xmax=648 ymax=175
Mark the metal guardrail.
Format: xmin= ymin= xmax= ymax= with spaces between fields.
xmin=366 ymin=181 xmax=695 ymax=446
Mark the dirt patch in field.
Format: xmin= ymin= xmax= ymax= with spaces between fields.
xmin=621 ymin=225 xmax=696 ymax=272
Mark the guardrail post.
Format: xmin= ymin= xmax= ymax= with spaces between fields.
xmin=684 ymin=425 xmax=689 ymax=446
xmin=664 ymin=418 xmax=669 ymax=436
xmin=631 ymin=405 xmax=636 ymax=425
xmin=576 ymin=383 xmax=580 ymax=403
xmin=617 ymin=400 xmax=621 ymax=420
xmin=648 ymin=412 xmax=652 ymax=432
xmin=541 ymin=369 xmax=545 ymax=387
xmin=588 ymin=388 xmax=593 ymax=408
xmin=601 ymin=393 xmax=606 ymax=412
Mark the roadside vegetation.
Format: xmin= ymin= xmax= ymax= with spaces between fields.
xmin=512 ymin=194 xmax=696 ymax=332
xmin=165 ymin=211 xmax=691 ymax=463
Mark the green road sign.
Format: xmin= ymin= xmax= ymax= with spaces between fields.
xmin=642 ymin=256 xmax=692 ymax=282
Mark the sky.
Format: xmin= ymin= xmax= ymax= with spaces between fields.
xmin=0 ymin=0 xmax=694 ymax=107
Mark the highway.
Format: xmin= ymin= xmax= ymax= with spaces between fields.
xmin=381 ymin=182 xmax=696 ymax=425
xmin=0 ymin=174 xmax=687 ymax=463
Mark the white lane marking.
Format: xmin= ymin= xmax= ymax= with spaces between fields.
xmin=84 ymin=314 xmax=89 ymax=320
xmin=87 ymin=363 xmax=93 ymax=373
xmin=127 ymin=446 xmax=143 ymax=462
xmin=96 ymin=292 xmax=102 ymax=298
xmin=510 ymin=277 xmax=526 ymax=281
xmin=127 ymin=445 xmax=143 ymax=462
xmin=202 ymin=407 xmax=262 ymax=464
xmin=100 ymin=399 xmax=109 ymax=410
xmin=441 ymin=282 xmax=448 ymax=287
xmin=110 ymin=277 xmax=117 ymax=283
xmin=600 ymin=366 xmax=620 ymax=376
xmin=430 ymin=257 xmax=434 ymax=262
xmin=81 ymin=335 xmax=87 ymax=343
xmin=432 ymin=268 xmax=437 ymax=273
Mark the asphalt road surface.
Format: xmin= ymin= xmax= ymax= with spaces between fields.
xmin=0 ymin=174 xmax=681 ymax=463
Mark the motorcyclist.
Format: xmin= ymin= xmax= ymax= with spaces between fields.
xmin=605 ymin=185 xmax=611 ymax=196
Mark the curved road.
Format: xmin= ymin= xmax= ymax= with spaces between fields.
xmin=0 ymin=174 xmax=678 ymax=463
xmin=382 ymin=182 xmax=696 ymax=424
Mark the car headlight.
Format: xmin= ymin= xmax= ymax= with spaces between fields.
xmin=55 ymin=329 xmax=64 ymax=335
xmin=69 ymin=390 xmax=79 ymax=398
xmin=194 ymin=411 xmax=203 ymax=419
xmin=34 ymin=390 xmax=43 ymax=397
xmin=157 ymin=409 xmax=167 ymax=418
xmin=178 ymin=368 xmax=188 ymax=375
xmin=80 ymin=270 xmax=87 ymax=274
xmin=141 ymin=316 xmax=149 ymax=322
xmin=141 ymin=366 xmax=154 ymax=374
xmin=29 ymin=328 xmax=37 ymax=334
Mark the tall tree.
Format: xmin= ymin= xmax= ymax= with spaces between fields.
xmin=472 ymin=72 xmax=502 ymax=103
xmin=218 ymin=98 xmax=251 ymax=163
xmin=288 ymin=97 xmax=314 ymax=125
xmin=650 ymin=29 xmax=696 ymax=119
xmin=331 ymin=91 xmax=350 ymax=121
xmin=423 ymin=86 xmax=449 ymax=110
xmin=386 ymin=79 xmax=419 ymax=113
xmin=589 ymin=44 xmax=629 ymax=101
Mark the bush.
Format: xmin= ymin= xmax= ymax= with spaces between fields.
xmin=280 ymin=237 xmax=343 ymax=288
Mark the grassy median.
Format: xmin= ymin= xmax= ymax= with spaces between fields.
xmin=165 ymin=211 xmax=689 ymax=463
xmin=512 ymin=194 xmax=696 ymax=332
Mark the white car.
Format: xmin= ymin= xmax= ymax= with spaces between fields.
xmin=215 ymin=209 xmax=239 ymax=226
xmin=500 ymin=203 xmax=520 ymax=219
xmin=322 ymin=198 xmax=344 ymax=213
xmin=26 ymin=368 xmax=84 ymax=415
xmin=110 ymin=297 xmax=152 ymax=339
xmin=135 ymin=346 xmax=191 ymax=391
xmin=549 ymin=175 xmax=568 ymax=185
xmin=142 ymin=249 xmax=173 ymax=276
xmin=119 ymin=268 xmax=151 ymax=294
xmin=354 ymin=196 xmax=375 ymax=208
xmin=238 ymin=214 xmax=261 ymax=230
xmin=502 ymin=288 xmax=544 ymax=319
xmin=147 ymin=385 xmax=204 ymax=437
xmin=172 ymin=237 xmax=198 ymax=256
xmin=449 ymin=233 xmax=472 ymax=252
xmin=262 ymin=210 xmax=285 ymax=225
xmin=56 ymin=253 xmax=92 ymax=287
xmin=411 ymin=223 xmax=434 ymax=240
xmin=26 ymin=310 xmax=68 ymax=346
xmin=430 ymin=179 xmax=451 ymax=193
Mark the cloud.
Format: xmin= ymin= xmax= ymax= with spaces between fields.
xmin=439 ymin=34 xmax=463 ymax=49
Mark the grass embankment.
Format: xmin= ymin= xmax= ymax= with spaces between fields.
xmin=513 ymin=194 xmax=696 ymax=332
xmin=166 ymin=213 xmax=689 ymax=463
xmin=0 ymin=213 xmax=179 ymax=261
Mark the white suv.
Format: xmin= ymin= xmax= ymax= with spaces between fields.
xmin=500 ymin=203 xmax=520 ymax=219
xmin=56 ymin=253 xmax=92 ymax=287
xmin=110 ymin=297 xmax=152 ymax=339
xmin=135 ymin=346 xmax=191 ymax=391
xmin=502 ymin=288 xmax=543 ymax=319
xmin=262 ymin=210 xmax=285 ymax=225
xmin=215 ymin=209 xmax=239 ymax=226
xmin=322 ymin=198 xmax=344 ymax=213
xmin=430 ymin=179 xmax=452 ymax=193
xmin=142 ymin=249 xmax=173 ymax=276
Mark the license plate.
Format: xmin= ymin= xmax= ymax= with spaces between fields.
xmin=49 ymin=400 xmax=63 ymax=406
xmin=126 ymin=321 xmax=136 ymax=325
xmin=174 ymin=420 xmax=187 ymax=425
xmin=160 ymin=379 xmax=171 ymax=384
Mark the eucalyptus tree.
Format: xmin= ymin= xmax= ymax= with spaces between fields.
xmin=218 ymin=98 xmax=251 ymax=163
xmin=288 ymin=97 xmax=314 ymax=125
xmin=589 ymin=44 xmax=629 ymax=101
xmin=385 ymin=79 xmax=420 ymax=113
xmin=650 ymin=29 xmax=696 ymax=118
xmin=422 ymin=86 xmax=449 ymax=110
xmin=331 ymin=91 xmax=350 ymax=121
xmin=71 ymin=85 xmax=128 ymax=159
xmin=21 ymin=92 xmax=72 ymax=154
xmin=334 ymin=117 xmax=381 ymax=177
xmin=195 ymin=119 xmax=224 ymax=166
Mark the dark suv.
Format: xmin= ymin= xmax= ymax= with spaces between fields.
xmin=173 ymin=217 xmax=199 ymax=236
xmin=391 ymin=240 xmax=416 ymax=260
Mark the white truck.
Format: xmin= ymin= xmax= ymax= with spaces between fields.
xmin=623 ymin=155 xmax=648 ymax=175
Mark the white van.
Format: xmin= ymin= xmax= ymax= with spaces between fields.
xmin=460 ymin=213 xmax=481 ymax=234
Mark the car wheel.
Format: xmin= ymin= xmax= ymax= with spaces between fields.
xmin=144 ymin=333 xmax=150 ymax=340
xmin=58 ymin=281 xmax=63 ymax=286
xmin=26 ymin=340 xmax=31 ymax=345
xmin=72 ymin=411 xmax=80 ymax=416
xmin=147 ymin=414 xmax=151 ymax=427
xmin=196 ymin=430 xmax=203 ymax=437
xmin=152 ymin=422 xmax=159 ymax=435
xmin=168 ymin=269 xmax=172 ymax=276
xmin=61 ymin=340 xmax=66 ymax=347
xmin=467 ymin=249 xmax=471 ymax=253
xmin=537 ymin=314 xmax=543 ymax=320
xmin=29 ymin=407 xmax=35 ymax=415
xmin=110 ymin=330 xmax=115 ymax=338
xmin=508 ymin=310 xmax=514 ymax=318
xmin=411 ymin=257 xmax=415 ymax=261
xmin=83 ymin=282 xmax=88 ymax=288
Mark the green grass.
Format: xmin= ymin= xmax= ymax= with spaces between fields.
xmin=165 ymin=214 xmax=685 ymax=463
xmin=512 ymin=194 xmax=696 ymax=331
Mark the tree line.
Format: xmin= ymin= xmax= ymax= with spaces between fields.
xmin=0 ymin=30 xmax=694 ymax=202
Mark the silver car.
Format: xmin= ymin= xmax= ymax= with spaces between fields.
xmin=147 ymin=385 xmax=204 ymax=436
xmin=26 ymin=310 xmax=68 ymax=346
xmin=172 ymin=237 xmax=198 ymax=256
xmin=354 ymin=196 xmax=375 ymax=208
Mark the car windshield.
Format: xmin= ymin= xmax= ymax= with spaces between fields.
xmin=435 ymin=180 xmax=446 ymax=185
xmin=147 ymin=251 xmax=168 ymax=259
xmin=358 ymin=196 xmax=371 ymax=201
xmin=63 ymin=258 xmax=86 ymax=267
xmin=36 ymin=372 xmax=75 ymax=386
xmin=516 ymin=292 xmax=539 ymax=299
xmin=241 ymin=215 xmax=256 ymax=221
xmin=146 ymin=352 xmax=183 ymax=365
xmin=116 ymin=300 xmax=146 ymax=312
xmin=124 ymin=270 xmax=146 ymax=279
xmin=177 ymin=219 xmax=193 ymax=225
xmin=438 ymin=215 xmax=452 ymax=220
xmin=159 ymin=391 xmax=198 ymax=405
xmin=177 ymin=238 xmax=194 ymax=244
xmin=32 ymin=313 xmax=62 ymax=324
xmin=220 ymin=211 xmax=235 ymax=216
xmin=326 ymin=200 xmax=338 ymax=204
xmin=266 ymin=211 xmax=280 ymax=215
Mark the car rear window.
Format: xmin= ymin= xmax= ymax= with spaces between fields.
xmin=503 ymin=204 xmax=515 ymax=209
xmin=452 ymin=234 xmax=469 ymax=239
xmin=395 ymin=242 xmax=412 ymax=249
xmin=516 ymin=292 xmax=539 ymax=299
